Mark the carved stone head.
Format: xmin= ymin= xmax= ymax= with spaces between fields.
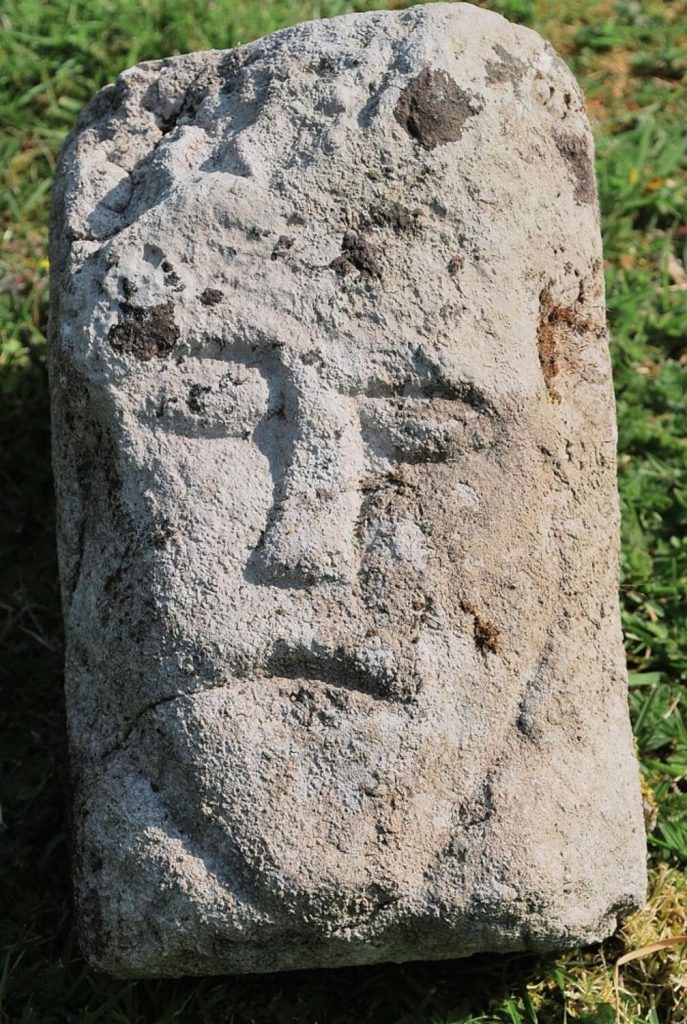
xmin=50 ymin=3 xmax=646 ymax=977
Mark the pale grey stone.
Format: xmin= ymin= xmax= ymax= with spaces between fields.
xmin=49 ymin=1 xmax=647 ymax=978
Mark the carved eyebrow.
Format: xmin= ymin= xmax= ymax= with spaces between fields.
xmin=182 ymin=324 xmax=497 ymax=415
xmin=359 ymin=375 xmax=497 ymax=415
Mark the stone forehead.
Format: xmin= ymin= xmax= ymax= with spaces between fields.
xmin=54 ymin=1 xmax=597 ymax=403
xmin=63 ymin=1 xmax=586 ymax=222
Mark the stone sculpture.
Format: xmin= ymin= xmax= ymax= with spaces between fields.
xmin=49 ymin=2 xmax=647 ymax=977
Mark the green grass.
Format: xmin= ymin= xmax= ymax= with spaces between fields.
xmin=1 ymin=0 xmax=685 ymax=1021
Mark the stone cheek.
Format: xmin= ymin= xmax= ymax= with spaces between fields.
xmin=49 ymin=1 xmax=646 ymax=978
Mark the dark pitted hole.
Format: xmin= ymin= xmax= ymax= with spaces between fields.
xmin=485 ymin=44 xmax=526 ymax=86
xmin=394 ymin=67 xmax=482 ymax=150
xmin=330 ymin=231 xmax=382 ymax=279
xmin=108 ymin=301 xmax=179 ymax=361
xmin=554 ymin=131 xmax=596 ymax=205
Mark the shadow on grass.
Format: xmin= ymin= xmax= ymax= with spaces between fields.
xmin=0 ymin=350 xmax=571 ymax=1024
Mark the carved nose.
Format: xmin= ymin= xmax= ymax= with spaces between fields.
xmin=255 ymin=379 xmax=363 ymax=587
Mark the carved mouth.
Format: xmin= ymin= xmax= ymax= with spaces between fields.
xmin=264 ymin=640 xmax=417 ymax=704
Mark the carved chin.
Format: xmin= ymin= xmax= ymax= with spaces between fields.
xmin=128 ymin=642 xmax=514 ymax=905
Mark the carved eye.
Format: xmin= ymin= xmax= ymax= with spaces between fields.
xmin=149 ymin=359 xmax=271 ymax=438
xmin=359 ymin=396 xmax=498 ymax=463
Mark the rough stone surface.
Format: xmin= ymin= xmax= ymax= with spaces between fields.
xmin=49 ymin=2 xmax=647 ymax=978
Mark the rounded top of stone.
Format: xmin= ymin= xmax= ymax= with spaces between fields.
xmin=50 ymin=0 xmax=597 ymax=412
xmin=52 ymin=1 xmax=587 ymax=243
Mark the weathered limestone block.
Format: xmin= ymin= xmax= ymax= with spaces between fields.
xmin=49 ymin=2 xmax=646 ymax=977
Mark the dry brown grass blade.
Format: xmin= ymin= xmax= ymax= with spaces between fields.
xmin=613 ymin=934 xmax=687 ymax=1022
